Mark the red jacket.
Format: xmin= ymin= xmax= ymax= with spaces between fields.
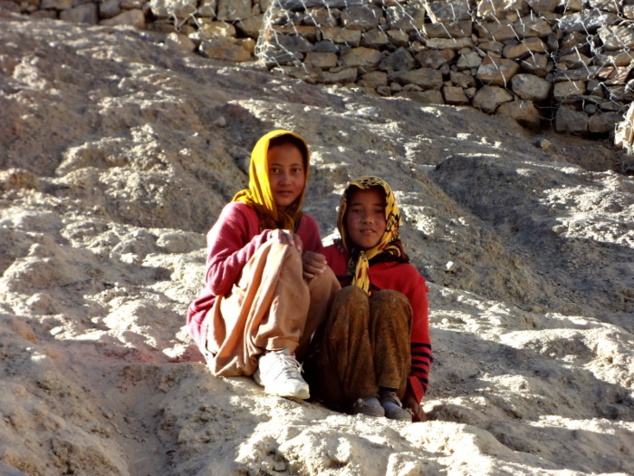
xmin=321 ymin=244 xmax=432 ymax=402
xmin=187 ymin=202 xmax=323 ymax=352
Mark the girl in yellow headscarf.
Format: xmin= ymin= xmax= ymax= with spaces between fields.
xmin=307 ymin=177 xmax=432 ymax=422
xmin=187 ymin=130 xmax=340 ymax=400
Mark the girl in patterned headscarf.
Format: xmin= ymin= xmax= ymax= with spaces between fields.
xmin=307 ymin=177 xmax=432 ymax=422
xmin=187 ymin=130 xmax=340 ymax=400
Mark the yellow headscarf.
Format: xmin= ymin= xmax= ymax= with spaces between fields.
xmin=336 ymin=176 xmax=404 ymax=295
xmin=232 ymin=130 xmax=309 ymax=231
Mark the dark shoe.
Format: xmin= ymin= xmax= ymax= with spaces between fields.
xmin=380 ymin=391 xmax=412 ymax=421
xmin=350 ymin=396 xmax=385 ymax=417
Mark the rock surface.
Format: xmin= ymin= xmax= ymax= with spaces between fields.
xmin=1 ymin=14 xmax=633 ymax=476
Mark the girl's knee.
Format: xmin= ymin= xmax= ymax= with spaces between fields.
xmin=371 ymin=289 xmax=409 ymax=307
xmin=335 ymin=285 xmax=368 ymax=306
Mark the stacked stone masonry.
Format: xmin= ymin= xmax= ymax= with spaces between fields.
xmin=5 ymin=0 xmax=634 ymax=136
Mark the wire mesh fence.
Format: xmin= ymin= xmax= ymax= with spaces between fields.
xmin=10 ymin=0 xmax=634 ymax=142
xmin=251 ymin=0 xmax=633 ymax=137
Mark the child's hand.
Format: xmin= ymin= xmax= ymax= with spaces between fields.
xmin=402 ymin=387 xmax=427 ymax=422
xmin=268 ymin=229 xmax=303 ymax=254
xmin=302 ymin=251 xmax=327 ymax=280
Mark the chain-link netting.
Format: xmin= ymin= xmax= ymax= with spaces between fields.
xmin=252 ymin=0 xmax=633 ymax=137
xmin=11 ymin=0 xmax=634 ymax=142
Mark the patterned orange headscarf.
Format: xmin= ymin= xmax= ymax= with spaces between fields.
xmin=336 ymin=176 xmax=405 ymax=295
xmin=232 ymin=130 xmax=309 ymax=231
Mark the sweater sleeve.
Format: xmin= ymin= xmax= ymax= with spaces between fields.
xmin=205 ymin=203 xmax=270 ymax=297
xmin=405 ymin=270 xmax=432 ymax=403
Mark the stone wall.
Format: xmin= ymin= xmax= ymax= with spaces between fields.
xmin=4 ymin=0 xmax=634 ymax=137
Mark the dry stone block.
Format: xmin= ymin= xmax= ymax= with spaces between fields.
xmin=476 ymin=0 xmax=527 ymax=20
xmin=451 ymin=70 xmax=476 ymax=88
xmin=593 ymin=51 xmax=634 ymax=68
xmin=271 ymin=25 xmax=318 ymax=42
xmin=357 ymin=71 xmax=388 ymax=89
xmin=60 ymin=3 xmax=98 ymax=23
xmin=388 ymin=68 xmax=443 ymax=89
xmin=475 ymin=20 xmax=518 ymax=41
xmin=200 ymin=36 xmax=254 ymax=62
xmin=457 ymin=51 xmax=482 ymax=69
xmin=260 ymin=31 xmax=313 ymax=64
xmin=164 ymin=32 xmax=197 ymax=54
xmin=341 ymin=47 xmax=382 ymax=68
xmin=473 ymin=85 xmax=514 ymax=113
xmin=149 ymin=0 xmax=196 ymax=19
xmin=216 ymin=0 xmax=251 ymax=21
xmin=511 ymin=73 xmax=552 ymax=102
xmin=598 ymin=25 xmax=634 ymax=51
xmin=305 ymin=51 xmax=337 ymax=69
xmin=553 ymin=80 xmax=587 ymax=103
xmin=99 ymin=0 xmax=123 ymax=19
xmin=398 ymin=89 xmax=444 ymax=104
xmin=386 ymin=29 xmax=409 ymax=48
xmin=0 ymin=0 xmax=20 ymax=13
xmin=423 ymin=20 xmax=472 ymax=39
xmin=198 ymin=0 xmax=217 ymax=17
xmin=41 ymin=0 xmax=72 ymax=9
xmin=299 ymin=7 xmax=336 ymax=28
xmin=379 ymin=47 xmax=416 ymax=72
xmin=322 ymin=27 xmax=361 ymax=46
xmin=564 ymin=0 xmax=585 ymax=10
xmin=513 ymin=17 xmax=551 ymax=39
xmin=553 ymin=66 xmax=600 ymax=82
xmin=496 ymin=100 xmax=542 ymax=129
xmin=557 ymin=51 xmax=591 ymax=68
xmin=443 ymin=85 xmax=469 ymax=105
xmin=476 ymin=56 xmax=520 ymax=87
xmin=560 ymin=32 xmax=590 ymax=54
xmin=318 ymin=66 xmax=357 ymax=84
xmin=426 ymin=37 xmax=473 ymax=50
xmin=279 ymin=0 xmax=365 ymax=8
xmin=502 ymin=37 xmax=548 ymax=60
xmin=425 ymin=0 xmax=471 ymax=23
xmin=588 ymin=0 xmax=620 ymax=13
xmin=556 ymin=106 xmax=588 ymax=132
xmin=236 ymin=15 xmax=264 ymax=39
xmin=340 ymin=4 xmax=381 ymax=31
xmin=519 ymin=54 xmax=551 ymax=77
xmin=100 ymin=9 xmax=145 ymax=28
xmin=589 ymin=112 xmax=623 ymax=133
xmin=558 ymin=10 xmax=619 ymax=34
xmin=272 ymin=64 xmax=317 ymax=82
xmin=478 ymin=40 xmax=504 ymax=55
xmin=361 ymin=29 xmax=390 ymax=48
xmin=525 ymin=0 xmax=559 ymax=14
xmin=416 ymin=49 xmax=455 ymax=70
xmin=385 ymin=4 xmax=425 ymax=31
xmin=476 ymin=17 xmax=550 ymax=41
xmin=197 ymin=21 xmax=237 ymax=39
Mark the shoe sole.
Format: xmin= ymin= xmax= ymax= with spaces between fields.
xmin=265 ymin=387 xmax=310 ymax=400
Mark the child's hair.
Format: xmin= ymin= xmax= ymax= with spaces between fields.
xmin=268 ymin=134 xmax=309 ymax=167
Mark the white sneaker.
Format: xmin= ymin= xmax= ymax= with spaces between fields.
xmin=253 ymin=349 xmax=310 ymax=400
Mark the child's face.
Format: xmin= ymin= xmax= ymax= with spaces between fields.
xmin=267 ymin=143 xmax=306 ymax=212
xmin=345 ymin=187 xmax=387 ymax=250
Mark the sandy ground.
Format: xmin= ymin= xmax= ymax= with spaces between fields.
xmin=1 ymin=14 xmax=633 ymax=476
